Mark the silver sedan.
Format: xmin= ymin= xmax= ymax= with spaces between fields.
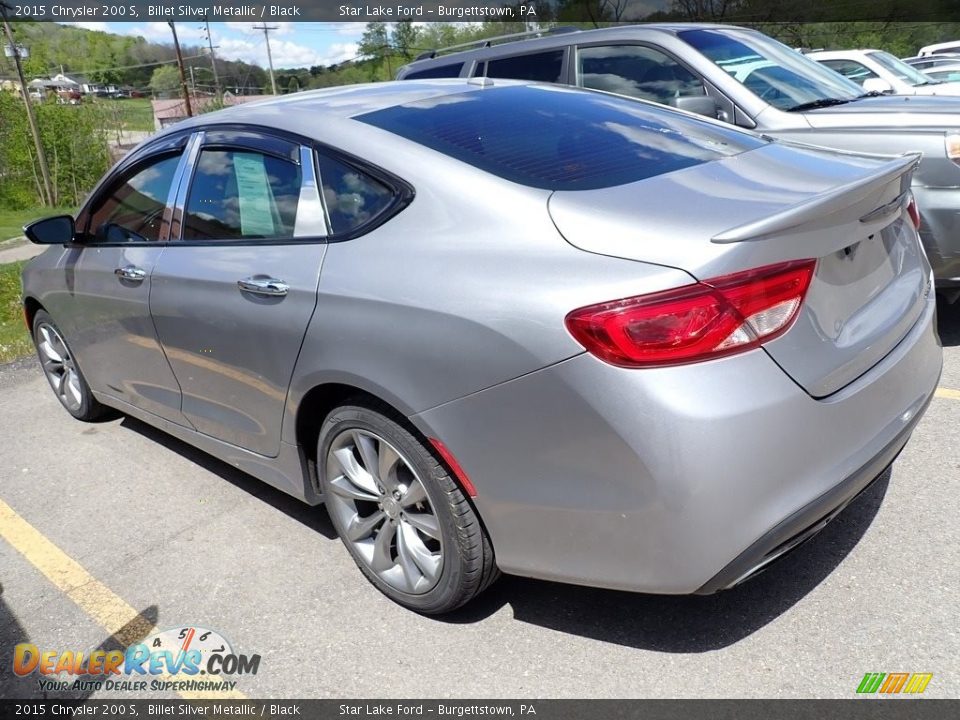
xmin=21 ymin=80 xmax=942 ymax=612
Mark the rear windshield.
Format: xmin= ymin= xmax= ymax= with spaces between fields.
xmin=356 ymin=84 xmax=765 ymax=190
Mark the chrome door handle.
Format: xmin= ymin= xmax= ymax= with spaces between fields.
xmin=115 ymin=265 xmax=146 ymax=281
xmin=237 ymin=276 xmax=289 ymax=297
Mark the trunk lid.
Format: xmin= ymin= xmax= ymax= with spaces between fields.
xmin=548 ymin=143 xmax=929 ymax=397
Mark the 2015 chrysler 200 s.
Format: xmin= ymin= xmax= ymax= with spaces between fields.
xmin=21 ymin=80 xmax=942 ymax=613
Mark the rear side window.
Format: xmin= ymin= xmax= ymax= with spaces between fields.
xmin=183 ymin=149 xmax=301 ymax=240
xmin=928 ymin=69 xmax=960 ymax=81
xmin=404 ymin=63 xmax=464 ymax=79
xmin=316 ymin=153 xmax=394 ymax=235
xmin=578 ymin=45 xmax=706 ymax=104
xmin=484 ymin=50 xmax=564 ymax=82
xmin=358 ymin=85 xmax=765 ymax=191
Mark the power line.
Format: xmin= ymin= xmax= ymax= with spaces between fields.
xmin=45 ymin=54 xmax=206 ymax=78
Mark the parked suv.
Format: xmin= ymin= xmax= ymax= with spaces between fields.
xmin=399 ymin=24 xmax=960 ymax=297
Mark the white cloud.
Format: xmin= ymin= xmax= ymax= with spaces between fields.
xmin=216 ymin=37 xmax=358 ymax=68
xmin=141 ymin=23 xmax=208 ymax=42
xmin=317 ymin=42 xmax=360 ymax=65
xmin=225 ymin=22 xmax=295 ymax=36
xmin=70 ymin=22 xmax=207 ymax=44
xmin=329 ymin=23 xmax=366 ymax=38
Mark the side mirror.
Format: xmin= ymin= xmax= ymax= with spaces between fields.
xmin=862 ymin=77 xmax=894 ymax=94
xmin=23 ymin=215 xmax=75 ymax=245
xmin=672 ymin=95 xmax=719 ymax=119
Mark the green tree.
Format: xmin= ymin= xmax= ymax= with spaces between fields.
xmin=286 ymin=76 xmax=300 ymax=94
xmin=149 ymin=65 xmax=181 ymax=97
xmin=391 ymin=21 xmax=421 ymax=61
xmin=358 ymin=22 xmax=391 ymax=79
xmin=0 ymin=93 xmax=110 ymax=208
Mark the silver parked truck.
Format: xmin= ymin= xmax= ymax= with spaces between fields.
xmin=399 ymin=24 xmax=960 ymax=297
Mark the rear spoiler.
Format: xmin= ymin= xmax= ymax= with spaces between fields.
xmin=711 ymin=152 xmax=921 ymax=244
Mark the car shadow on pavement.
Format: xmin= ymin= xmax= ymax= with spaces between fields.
xmin=117 ymin=416 xmax=337 ymax=540
xmin=0 ymin=586 xmax=159 ymax=699
xmin=937 ymin=296 xmax=960 ymax=347
xmin=113 ymin=392 xmax=889 ymax=653
xmin=441 ymin=471 xmax=891 ymax=652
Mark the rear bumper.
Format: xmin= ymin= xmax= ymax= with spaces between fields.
xmin=412 ymin=294 xmax=942 ymax=594
xmin=694 ymin=388 xmax=929 ymax=594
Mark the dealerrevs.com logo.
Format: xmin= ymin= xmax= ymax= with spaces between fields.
xmin=13 ymin=626 xmax=260 ymax=694
xmin=856 ymin=673 xmax=933 ymax=695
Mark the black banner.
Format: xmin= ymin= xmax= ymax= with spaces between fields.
xmin=1 ymin=701 xmax=960 ymax=720
xmin=1 ymin=0 xmax=958 ymax=23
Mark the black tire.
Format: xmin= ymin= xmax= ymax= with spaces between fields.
xmin=32 ymin=309 xmax=112 ymax=422
xmin=318 ymin=402 xmax=499 ymax=614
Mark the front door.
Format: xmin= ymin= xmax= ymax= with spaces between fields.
xmin=48 ymin=149 xmax=190 ymax=426
xmin=150 ymin=131 xmax=328 ymax=456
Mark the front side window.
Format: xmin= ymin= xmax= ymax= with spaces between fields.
xmin=818 ymin=58 xmax=879 ymax=86
xmin=183 ymin=149 xmax=301 ymax=240
xmin=680 ymin=29 xmax=865 ymax=111
xmin=578 ymin=45 xmax=706 ymax=104
xmin=87 ymin=153 xmax=182 ymax=242
xmin=484 ymin=50 xmax=564 ymax=83
xmin=316 ymin=153 xmax=394 ymax=235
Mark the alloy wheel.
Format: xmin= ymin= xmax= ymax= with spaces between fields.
xmin=36 ymin=323 xmax=83 ymax=413
xmin=325 ymin=429 xmax=443 ymax=594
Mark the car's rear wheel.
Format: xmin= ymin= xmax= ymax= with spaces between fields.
xmin=32 ymin=310 xmax=110 ymax=422
xmin=319 ymin=403 xmax=498 ymax=614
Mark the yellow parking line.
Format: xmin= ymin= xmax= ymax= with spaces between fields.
xmin=0 ymin=497 xmax=245 ymax=699
xmin=936 ymin=387 xmax=960 ymax=401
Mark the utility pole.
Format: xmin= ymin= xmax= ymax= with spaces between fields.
xmin=1 ymin=1 xmax=54 ymax=206
xmin=168 ymin=21 xmax=192 ymax=117
xmin=253 ymin=24 xmax=278 ymax=95
xmin=203 ymin=19 xmax=221 ymax=98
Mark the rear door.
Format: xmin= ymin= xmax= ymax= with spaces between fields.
xmin=149 ymin=129 xmax=328 ymax=456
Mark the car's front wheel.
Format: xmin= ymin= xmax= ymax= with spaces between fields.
xmin=319 ymin=403 xmax=499 ymax=614
xmin=32 ymin=310 xmax=111 ymax=422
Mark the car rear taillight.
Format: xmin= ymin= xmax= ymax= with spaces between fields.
xmin=906 ymin=195 xmax=921 ymax=231
xmin=565 ymin=260 xmax=816 ymax=368
xmin=945 ymin=132 xmax=960 ymax=166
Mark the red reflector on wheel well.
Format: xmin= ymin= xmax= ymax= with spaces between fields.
xmin=429 ymin=438 xmax=478 ymax=497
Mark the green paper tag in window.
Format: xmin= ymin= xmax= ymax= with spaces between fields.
xmin=234 ymin=153 xmax=276 ymax=237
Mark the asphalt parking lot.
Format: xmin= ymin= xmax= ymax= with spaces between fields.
xmin=1 ymin=302 xmax=958 ymax=700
